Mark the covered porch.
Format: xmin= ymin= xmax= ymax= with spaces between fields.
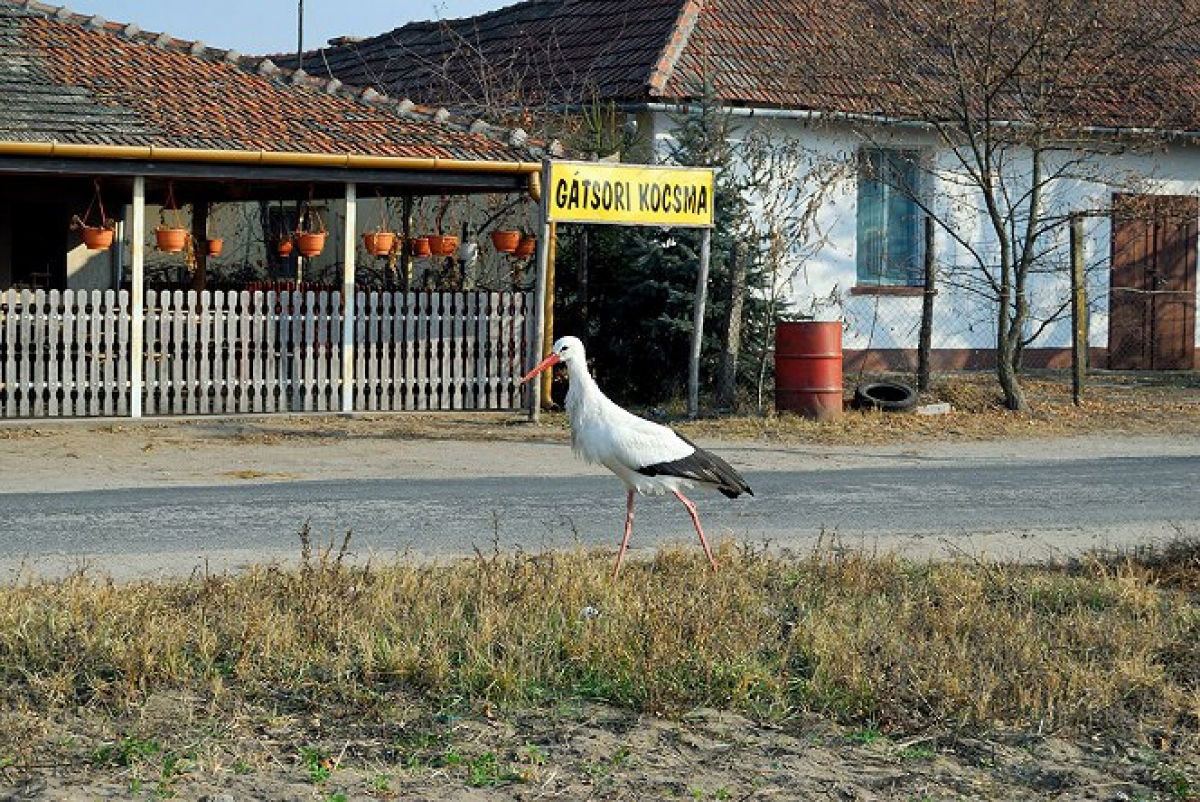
xmin=0 ymin=144 xmax=543 ymax=417
xmin=0 ymin=0 xmax=561 ymax=419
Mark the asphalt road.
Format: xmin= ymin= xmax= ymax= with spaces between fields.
xmin=1 ymin=453 xmax=1196 ymax=578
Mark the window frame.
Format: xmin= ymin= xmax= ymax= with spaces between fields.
xmin=855 ymin=147 xmax=925 ymax=291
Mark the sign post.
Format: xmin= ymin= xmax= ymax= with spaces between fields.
xmin=529 ymin=161 xmax=553 ymax=421
xmin=529 ymin=159 xmax=715 ymax=420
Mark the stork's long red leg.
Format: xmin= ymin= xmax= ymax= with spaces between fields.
xmin=673 ymin=490 xmax=718 ymax=571
xmin=613 ymin=489 xmax=636 ymax=577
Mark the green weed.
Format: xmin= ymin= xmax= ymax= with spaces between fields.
xmin=299 ymin=746 xmax=333 ymax=784
xmin=92 ymin=736 xmax=161 ymax=767
xmin=465 ymin=751 xmax=522 ymax=787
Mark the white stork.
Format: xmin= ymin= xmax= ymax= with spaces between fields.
xmin=521 ymin=336 xmax=753 ymax=576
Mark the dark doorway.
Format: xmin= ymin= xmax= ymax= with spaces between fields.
xmin=1109 ymin=194 xmax=1197 ymax=370
xmin=10 ymin=201 xmax=69 ymax=290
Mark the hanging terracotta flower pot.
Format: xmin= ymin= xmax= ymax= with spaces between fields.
xmin=428 ymin=234 xmax=459 ymax=256
xmin=205 ymin=238 xmax=224 ymax=257
xmin=293 ymin=202 xmax=327 ymax=258
xmin=81 ymin=225 xmax=115 ymax=250
xmin=426 ymin=234 xmax=447 ymax=255
xmin=409 ymin=236 xmax=431 ymax=257
xmin=490 ymin=229 xmax=520 ymax=253
xmin=277 ymin=239 xmax=294 ymax=257
xmin=364 ymin=190 xmax=399 ymax=258
xmin=363 ymin=230 xmax=397 ymax=257
xmin=295 ymin=231 xmax=326 ymax=258
xmin=72 ymin=180 xmax=116 ymax=251
xmin=514 ymin=234 xmax=537 ymax=258
xmin=155 ymin=181 xmax=189 ymax=253
xmin=155 ymin=227 xmax=188 ymax=253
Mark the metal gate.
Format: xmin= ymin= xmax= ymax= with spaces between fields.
xmin=1109 ymin=194 xmax=1198 ymax=370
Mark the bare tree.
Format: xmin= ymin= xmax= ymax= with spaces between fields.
xmin=844 ymin=0 xmax=1200 ymax=410
xmin=737 ymin=125 xmax=852 ymax=411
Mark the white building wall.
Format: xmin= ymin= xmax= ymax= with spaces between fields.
xmin=651 ymin=110 xmax=1200 ymax=354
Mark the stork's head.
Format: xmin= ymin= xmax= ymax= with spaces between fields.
xmin=520 ymin=336 xmax=585 ymax=383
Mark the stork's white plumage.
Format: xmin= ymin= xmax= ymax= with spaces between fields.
xmin=521 ymin=336 xmax=753 ymax=576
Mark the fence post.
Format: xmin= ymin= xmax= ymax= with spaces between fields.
xmin=917 ymin=216 xmax=936 ymax=391
xmin=1070 ymin=212 xmax=1088 ymax=406
xmin=341 ymin=182 xmax=357 ymax=413
xmin=130 ymin=176 xmax=145 ymax=418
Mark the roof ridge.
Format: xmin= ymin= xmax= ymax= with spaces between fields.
xmin=262 ymin=0 xmax=557 ymax=63
xmin=646 ymin=0 xmax=703 ymax=97
xmin=2 ymin=0 xmax=561 ymax=158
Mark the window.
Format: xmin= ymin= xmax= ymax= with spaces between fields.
xmin=856 ymin=148 xmax=923 ymax=287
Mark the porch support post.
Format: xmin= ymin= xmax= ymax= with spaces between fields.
xmin=190 ymin=200 xmax=208 ymax=292
xmin=528 ymin=161 xmax=551 ymax=422
xmin=130 ymin=176 xmax=145 ymax=418
xmin=687 ymin=227 xmax=712 ymax=419
xmin=341 ymin=182 xmax=357 ymax=413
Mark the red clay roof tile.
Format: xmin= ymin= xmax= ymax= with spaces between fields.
xmin=290 ymin=0 xmax=1200 ymax=133
xmin=0 ymin=0 xmax=552 ymax=162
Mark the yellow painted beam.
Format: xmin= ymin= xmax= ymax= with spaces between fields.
xmin=0 ymin=141 xmax=543 ymax=175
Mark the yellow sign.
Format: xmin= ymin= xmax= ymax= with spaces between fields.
xmin=546 ymin=161 xmax=714 ymax=227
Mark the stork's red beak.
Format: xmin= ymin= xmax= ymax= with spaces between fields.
xmin=520 ymin=352 xmax=561 ymax=384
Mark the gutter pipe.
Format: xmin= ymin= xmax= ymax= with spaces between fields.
xmin=634 ymin=102 xmax=1200 ymax=140
xmin=0 ymin=141 xmax=544 ymax=175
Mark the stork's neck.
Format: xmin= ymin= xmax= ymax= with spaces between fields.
xmin=563 ymin=358 xmax=608 ymax=422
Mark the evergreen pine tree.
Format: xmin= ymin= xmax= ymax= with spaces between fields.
xmin=555 ymin=80 xmax=767 ymax=408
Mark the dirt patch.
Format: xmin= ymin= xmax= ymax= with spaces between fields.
xmin=4 ymin=700 xmax=1196 ymax=801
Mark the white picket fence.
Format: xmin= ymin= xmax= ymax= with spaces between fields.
xmin=0 ymin=288 xmax=530 ymax=418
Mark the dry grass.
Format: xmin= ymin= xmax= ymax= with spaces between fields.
xmin=679 ymin=371 xmax=1200 ymax=445
xmin=6 ymin=370 xmax=1193 ymax=453
xmin=0 ymin=532 xmax=1195 ymax=755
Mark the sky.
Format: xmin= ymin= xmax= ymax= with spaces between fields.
xmin=58 ymin=1 xmax=512 ymax=55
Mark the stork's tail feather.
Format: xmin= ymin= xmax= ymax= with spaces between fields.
xmin=636 ymin=432 xmax=753 ymax=498
xmin=717 ymin=482 xmax=753 ymax=499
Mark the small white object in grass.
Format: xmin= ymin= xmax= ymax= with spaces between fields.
xmin=580 ymin=605 xmax=601 ymax=619
xmin=916 ymin=402 xmax=952 ymax=416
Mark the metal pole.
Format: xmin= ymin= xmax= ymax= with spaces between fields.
xmin=687 ymin=227 xmax=712 ymax=419
xmin=1070 ymin=212 xmax=1087 ymax=406
xmin=296 ymin=0 xmax=304 ymax=64
xmin=130 ymin=176 xmax=145 ymax=418
xmin=341 ymin=182 xmax=357 ymax=412
xmin=528 ymin=161 xmax=552 ymax=422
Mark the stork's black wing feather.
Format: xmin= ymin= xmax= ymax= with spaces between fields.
xmin=636 ymin=431 xmax=753 ymax=498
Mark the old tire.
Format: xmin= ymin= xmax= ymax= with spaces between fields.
xmin=852 ymin=381 xmax=918 ymax=412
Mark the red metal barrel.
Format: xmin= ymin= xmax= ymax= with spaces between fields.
xmin=774 ymin=321 xmax=843 ymax=420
